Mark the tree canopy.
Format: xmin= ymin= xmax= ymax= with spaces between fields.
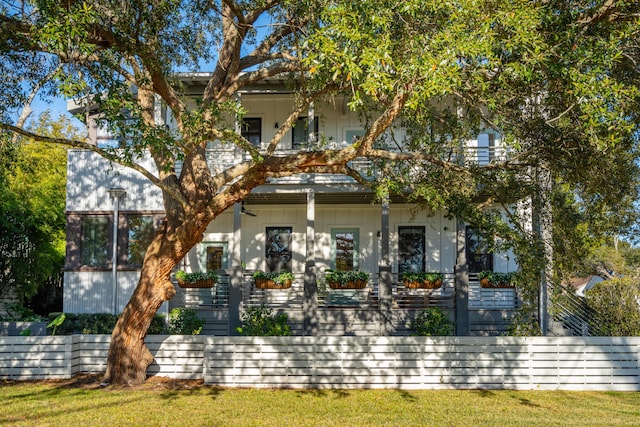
xmin=1 ymin=0 xmax=639 ymax=384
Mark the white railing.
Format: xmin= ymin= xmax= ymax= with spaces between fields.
xmin=2 ymin=335 xmax=639 ymax=391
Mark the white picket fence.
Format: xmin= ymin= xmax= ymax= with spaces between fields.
xmin=1 ymin=335 xmax=639 ymax=391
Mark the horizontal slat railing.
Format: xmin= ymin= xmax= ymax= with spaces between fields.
xmin=2 ymin=336 xmax=639 ymax=390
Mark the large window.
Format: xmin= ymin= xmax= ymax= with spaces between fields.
xmin=241 ymin=118 xmax=262 ymax=146
xmin=398 ymin=226 xmax=426 ymax=274
xmin=292 ymin=117 xmax=319 ymax=149
xmin=332 ymin=229 xmax=359 ymax=271
xmin=265 ymin=227 xmax=292 ymax=272
xmin=81 ymin=217 xmax=110 ymax=267
xmin=466 ymin=226 xmax=493 ymax=273
xmin=127 ymin=216 xmax=156 ymax=267
xmin=204 ymin=243 xmax=228 ymax=271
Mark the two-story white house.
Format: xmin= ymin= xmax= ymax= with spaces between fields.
xmin=64 ymin=75 xmax=520 ymax=336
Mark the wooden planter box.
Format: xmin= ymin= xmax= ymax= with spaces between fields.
xmin=177 ymin=279 xmax=216 ymax=289
xmin=328 ymin=280 xmax=367 ymax=289
xmin=403 ymin=279 xmax=443 ymax=289
xmin=480 ymin=278 xmax=515 ymax=289
xmin=254 ymin=278 xmax=293 ymax=289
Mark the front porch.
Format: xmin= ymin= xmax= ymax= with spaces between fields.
xmin=171 ymin=271 xmax=520 ymax=336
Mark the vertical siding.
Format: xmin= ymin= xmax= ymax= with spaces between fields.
xmin=66 ymin=150 xmax=163 ymax=212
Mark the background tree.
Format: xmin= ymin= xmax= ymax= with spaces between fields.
xmin=584 ymin=277 xmax=640 ymax=336
xmin=0 ymin=111 xmax=72 ymax=312
xmin=1 ymin=0 xmax=638 ymax=385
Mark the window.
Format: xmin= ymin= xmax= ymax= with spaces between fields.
xmin=477 ymin=132 xmax=497 ymax=165
xmin=265 ymin=227 xmax=292 ymax=272
xmin=292 ymin=117 xmax=319 ymax=149
xmin=203 ymin=243 xmax=228 ymax=271
xmin=466 ymin=226 xmax=493 ymax=273
xmin=345 ymin=128 xmax=365 ymax=145
xmin=331 ymin=229 xmax=359 ymax=271
xmin=127 ymin=216 xmax=156 ymax=267
xmin=398 ymin=226 xmax=426 ymax=273
xmin=241 ymin=118 xmax=262 ymax=146
xmin=81 ymin=217 xmax=110 ymax=267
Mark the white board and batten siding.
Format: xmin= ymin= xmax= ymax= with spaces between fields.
xmin=67 ymin=150 xmax=163 ymax=212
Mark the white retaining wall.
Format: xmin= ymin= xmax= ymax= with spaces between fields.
xmin=1 ymin=336 xmax=639 ymax=390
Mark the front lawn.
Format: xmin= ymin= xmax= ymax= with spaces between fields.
xmin=1 ymin=375 xmax=639 ymax=426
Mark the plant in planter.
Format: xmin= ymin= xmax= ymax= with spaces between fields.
xmin=401 ymin=271 xmax=444 ymax=289
xmin=252 ymin=270 xmax=295 ymax=289
xmin=236 ymin=305 xmax=291 ymax=336
xmin=175 ymin=270 xmax=218 ymax=288
xmin=411 ymin=307 xmax=454 ymax=336
xmin=324 ymin=269 xmax=370 ymax=289
xmin=478 ymin=271 xmax=516 ymax=288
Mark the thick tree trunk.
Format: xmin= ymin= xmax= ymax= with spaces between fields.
xmin=102 ymin=219 xmax=197 ymax=385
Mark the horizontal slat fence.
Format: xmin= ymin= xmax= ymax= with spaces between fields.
xmin=1 ymin=336 xmax=639 ymax=390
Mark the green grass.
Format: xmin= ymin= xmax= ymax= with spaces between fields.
xmin=1 ymin=376 xmax=640 ymax=426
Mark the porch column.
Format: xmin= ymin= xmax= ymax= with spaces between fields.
xmin=455 ymin=219 xmax=470 ymax=335
xmin=303 ymin=190 xmax=318 ymax=335
xmin=228 ymin=202 xmax=243 ymax=335
xmin=378 ymin=198 xmax=393 ymax=334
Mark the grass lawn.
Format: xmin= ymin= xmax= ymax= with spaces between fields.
xmin=1 ymin=375 xmax=639 ymax=426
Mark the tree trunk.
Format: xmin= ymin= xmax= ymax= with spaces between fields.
xmin=102 ymin=223 xmax=189 ymax=385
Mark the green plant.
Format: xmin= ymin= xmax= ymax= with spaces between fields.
xmin=252 ymin=270 xmax=295 ymax=285
xmin=175 ymin=270 xmax=219 ymax=284
xmin=47 ymin=313 xmax=66 ymax=336
xmin=324 ymin=270 xmax=370 ymax=286
xmin=478 ymin=271 xmax=516 ymax=287
xmin=411 ymin=307 xmax=454 ymax=336
xmin=400 ymin=272 xmax=444 ymax=283
xmin=584 ymin=277 xmax=640 ymax=336
xmin=236 ymin=305 xmax=291 ymax=336
xmin=168 ymin=308 xmax=205 ymax=335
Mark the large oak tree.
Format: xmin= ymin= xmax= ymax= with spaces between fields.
xmin=1 ymin=0 xmax=639 ymax=384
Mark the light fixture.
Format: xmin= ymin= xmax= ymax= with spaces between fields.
xmin=274 ymin=122 xmax=279 ymax=129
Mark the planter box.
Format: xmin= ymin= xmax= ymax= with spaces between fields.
xmin=177 ymin=279 xmax=216 ymax=288
xmin=480 ymin=278 xmax=515 ymax=289
xmin=403 ymin=279 xmax=443 ymax=289
xmin=254 ymin=278 xmax=292 ymax=289
xmin=328 ymin=280 xmax=367 ymax=289
xmin=0 ymin=321 xmax=48 ymax=336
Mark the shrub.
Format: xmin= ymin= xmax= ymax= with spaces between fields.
xmin=168 ymin=308 xmax=205 ymax=335
xmin=46 ymin=312 xmax=168 ymax=335
xmin=411 ymin=307 xmax=454 ymax=336
xmin=237 ymin=305 xmax=291 ymax=336
xmin=584 ymin=277 xmax=640 ymax=336
xmin=324 ymin=270 xmax=369 ymax=286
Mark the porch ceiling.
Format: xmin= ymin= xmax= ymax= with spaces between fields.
xmin=244 ymin=192 xmax=376 ymax=205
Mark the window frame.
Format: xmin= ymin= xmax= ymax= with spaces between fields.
xmin=265 ymin=227 xmax=293 ymax=273
xmin=292 ymin=116 xmax=319 ymax=149
xmin=80 ymin=216 xmax=111 ymax=268
xmin=398 ymin=226 xmax=426 ymax=274
xmin=126 ymin=215 xmax=156 ymax=268
xmin=465 ymin=226 xmax=493 ymax=273
xmin=331 ymin=228 xmax=360 ymax=271
xmin=241 ymin=117 xmax=262 ymax=146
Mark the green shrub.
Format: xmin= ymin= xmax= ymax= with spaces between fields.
xmin=0 ymin=304 xmax=46 ymax=321
xmin=584 ymin=277 xmax=640 ymax=336
xmin=168 ymin=308 xmax=205 ymax=335
xmin=46 ymin=312 xmax=168 ymax=335
xmin=237 ymin=305 xmax=291 ymax=336
xmin=175 ymin=270 xmax=218 ymax=284
xmin=411 ymin=307 xmax=454 ymax=336
xmin=324 ymin=270 xmax=370 ymax=286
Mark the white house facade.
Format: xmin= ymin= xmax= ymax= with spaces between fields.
xmin=64 ymin=77 xmax=521 ymax=336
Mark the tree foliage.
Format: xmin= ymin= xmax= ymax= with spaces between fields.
xmin=585 ymin=277 xmax=640 ymax=336
xmin=1 ymin=0 xmax=639 ymax=384
xmin=0 ymin=111 xmax=72 ymax=303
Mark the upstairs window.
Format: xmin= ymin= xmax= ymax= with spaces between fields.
xmin=398 ymin=226 xmax=426 ymax=274
xmin=292 ymin=117 xmax=319 ymax=149
xmin=242 ymin=118 xmax=262 ymax=146
xmin=127 ymin=216 xmax=156 ymax=267
xmin=81 ymin=217 xmax=110 ymax=267
xmin=332 ymin=229 xmax=359 ymax=271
